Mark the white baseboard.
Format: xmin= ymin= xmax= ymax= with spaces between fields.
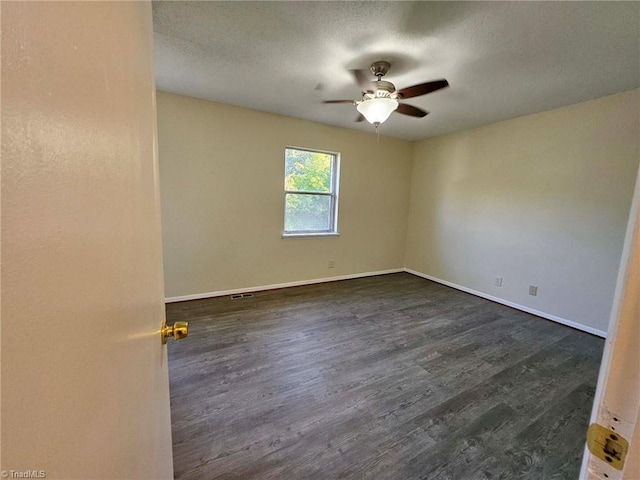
xmin=165 ymin=267 xmax=607 ymax=338
xmin=404 ymin=268 xmax=608 ymax=338
xmin=164 ymin=268 xmax=405 ymax=303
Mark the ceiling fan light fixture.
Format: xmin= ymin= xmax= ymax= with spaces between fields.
xmin=356 ymin=97 xmax=399 ymax=125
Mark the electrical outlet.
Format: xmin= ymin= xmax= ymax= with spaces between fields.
xmin=529 ymin=285 xmax=538 ymax=296
xmin=328 ymin=260 xmax=335 ymax=269
xmin=494 ymin=277 xmax=503 ymax=287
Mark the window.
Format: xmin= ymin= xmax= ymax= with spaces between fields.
xmin=283 ymin=147 xmax=340 ymax=236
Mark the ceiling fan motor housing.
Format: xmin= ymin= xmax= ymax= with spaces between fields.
xmin=374 ymin=80 xmax=396 ymax=97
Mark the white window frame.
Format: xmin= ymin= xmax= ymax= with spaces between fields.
xmin=282 ymin=146 xmax=340 ymax=238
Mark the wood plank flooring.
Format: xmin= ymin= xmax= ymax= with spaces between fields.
xmin=166 ymin=273 xmax=604 ymax=480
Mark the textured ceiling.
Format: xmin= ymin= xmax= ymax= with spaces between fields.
xmin=153 ymin=1 xmax=640 ymax=141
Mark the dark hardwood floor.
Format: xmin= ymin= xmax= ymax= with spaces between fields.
xmin=166 ymin=273 xmax=604 ymax=480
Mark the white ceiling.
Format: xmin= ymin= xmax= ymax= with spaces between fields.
xmin=153 ymin=1 xmax=639 ymax=141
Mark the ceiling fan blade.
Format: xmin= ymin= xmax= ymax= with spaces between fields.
xmin=397 ymin=79 xmax=449 ymax=99
xmin=396 ymin=103 xmax=429 ymax=118
xmin=322 ymin=100 xmax=355 ymax=104
xmin=351 ymin=69 xmax=374 ymax=92
xmin=355 ymin=113 xmax=365 ymax=122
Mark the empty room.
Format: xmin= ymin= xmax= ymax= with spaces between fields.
xmin=2 ymin=1 xmax=639 ymax=480
xmin=154 ymin=1 xmax=640 ymax=478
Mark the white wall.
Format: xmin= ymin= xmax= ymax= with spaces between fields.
xmin=405 ymin=89 xmax=640 ymax=334
xmin=157 ymin=92 xmax=413 ymax=299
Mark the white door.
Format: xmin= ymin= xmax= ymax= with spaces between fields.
xmin=1 ymin=2 xmax=174 ymax=479
xmin=580 ymin=166 xmax=640 ymax=479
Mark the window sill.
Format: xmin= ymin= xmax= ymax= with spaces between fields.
xmin=282 ymin=232 xmax=340 ymax=239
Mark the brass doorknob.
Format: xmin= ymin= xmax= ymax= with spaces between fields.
xmin=161 ymin=321 xmax=188 ymax=344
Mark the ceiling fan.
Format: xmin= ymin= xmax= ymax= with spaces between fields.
xmin=323 ymin=61 xmax=449 ymax=129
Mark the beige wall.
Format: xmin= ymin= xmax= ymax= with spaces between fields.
xmin=157 ymin=90 xmax=639 ymax=334
xmin=405 ymin=89 xmax=640 ymax=334
xmin=157 ymin=92 xmax=413 ymax=298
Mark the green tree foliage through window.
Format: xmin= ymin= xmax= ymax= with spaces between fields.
xmin=284 ymin=148 xmax=338 ymax=233
xmin=285 ymin=149 xmax=332 ymax=192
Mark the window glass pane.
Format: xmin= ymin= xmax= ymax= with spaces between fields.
xmin=285 ymin=149 xmax=333 ymax=193
xmin=284 ymin=194 xmax=332 ymax=232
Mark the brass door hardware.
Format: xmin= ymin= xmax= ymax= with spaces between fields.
xmin=587 ymin=423 xmax=628 ymax=470
xmin=161 ymin=321 xmax=189 ymax=344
